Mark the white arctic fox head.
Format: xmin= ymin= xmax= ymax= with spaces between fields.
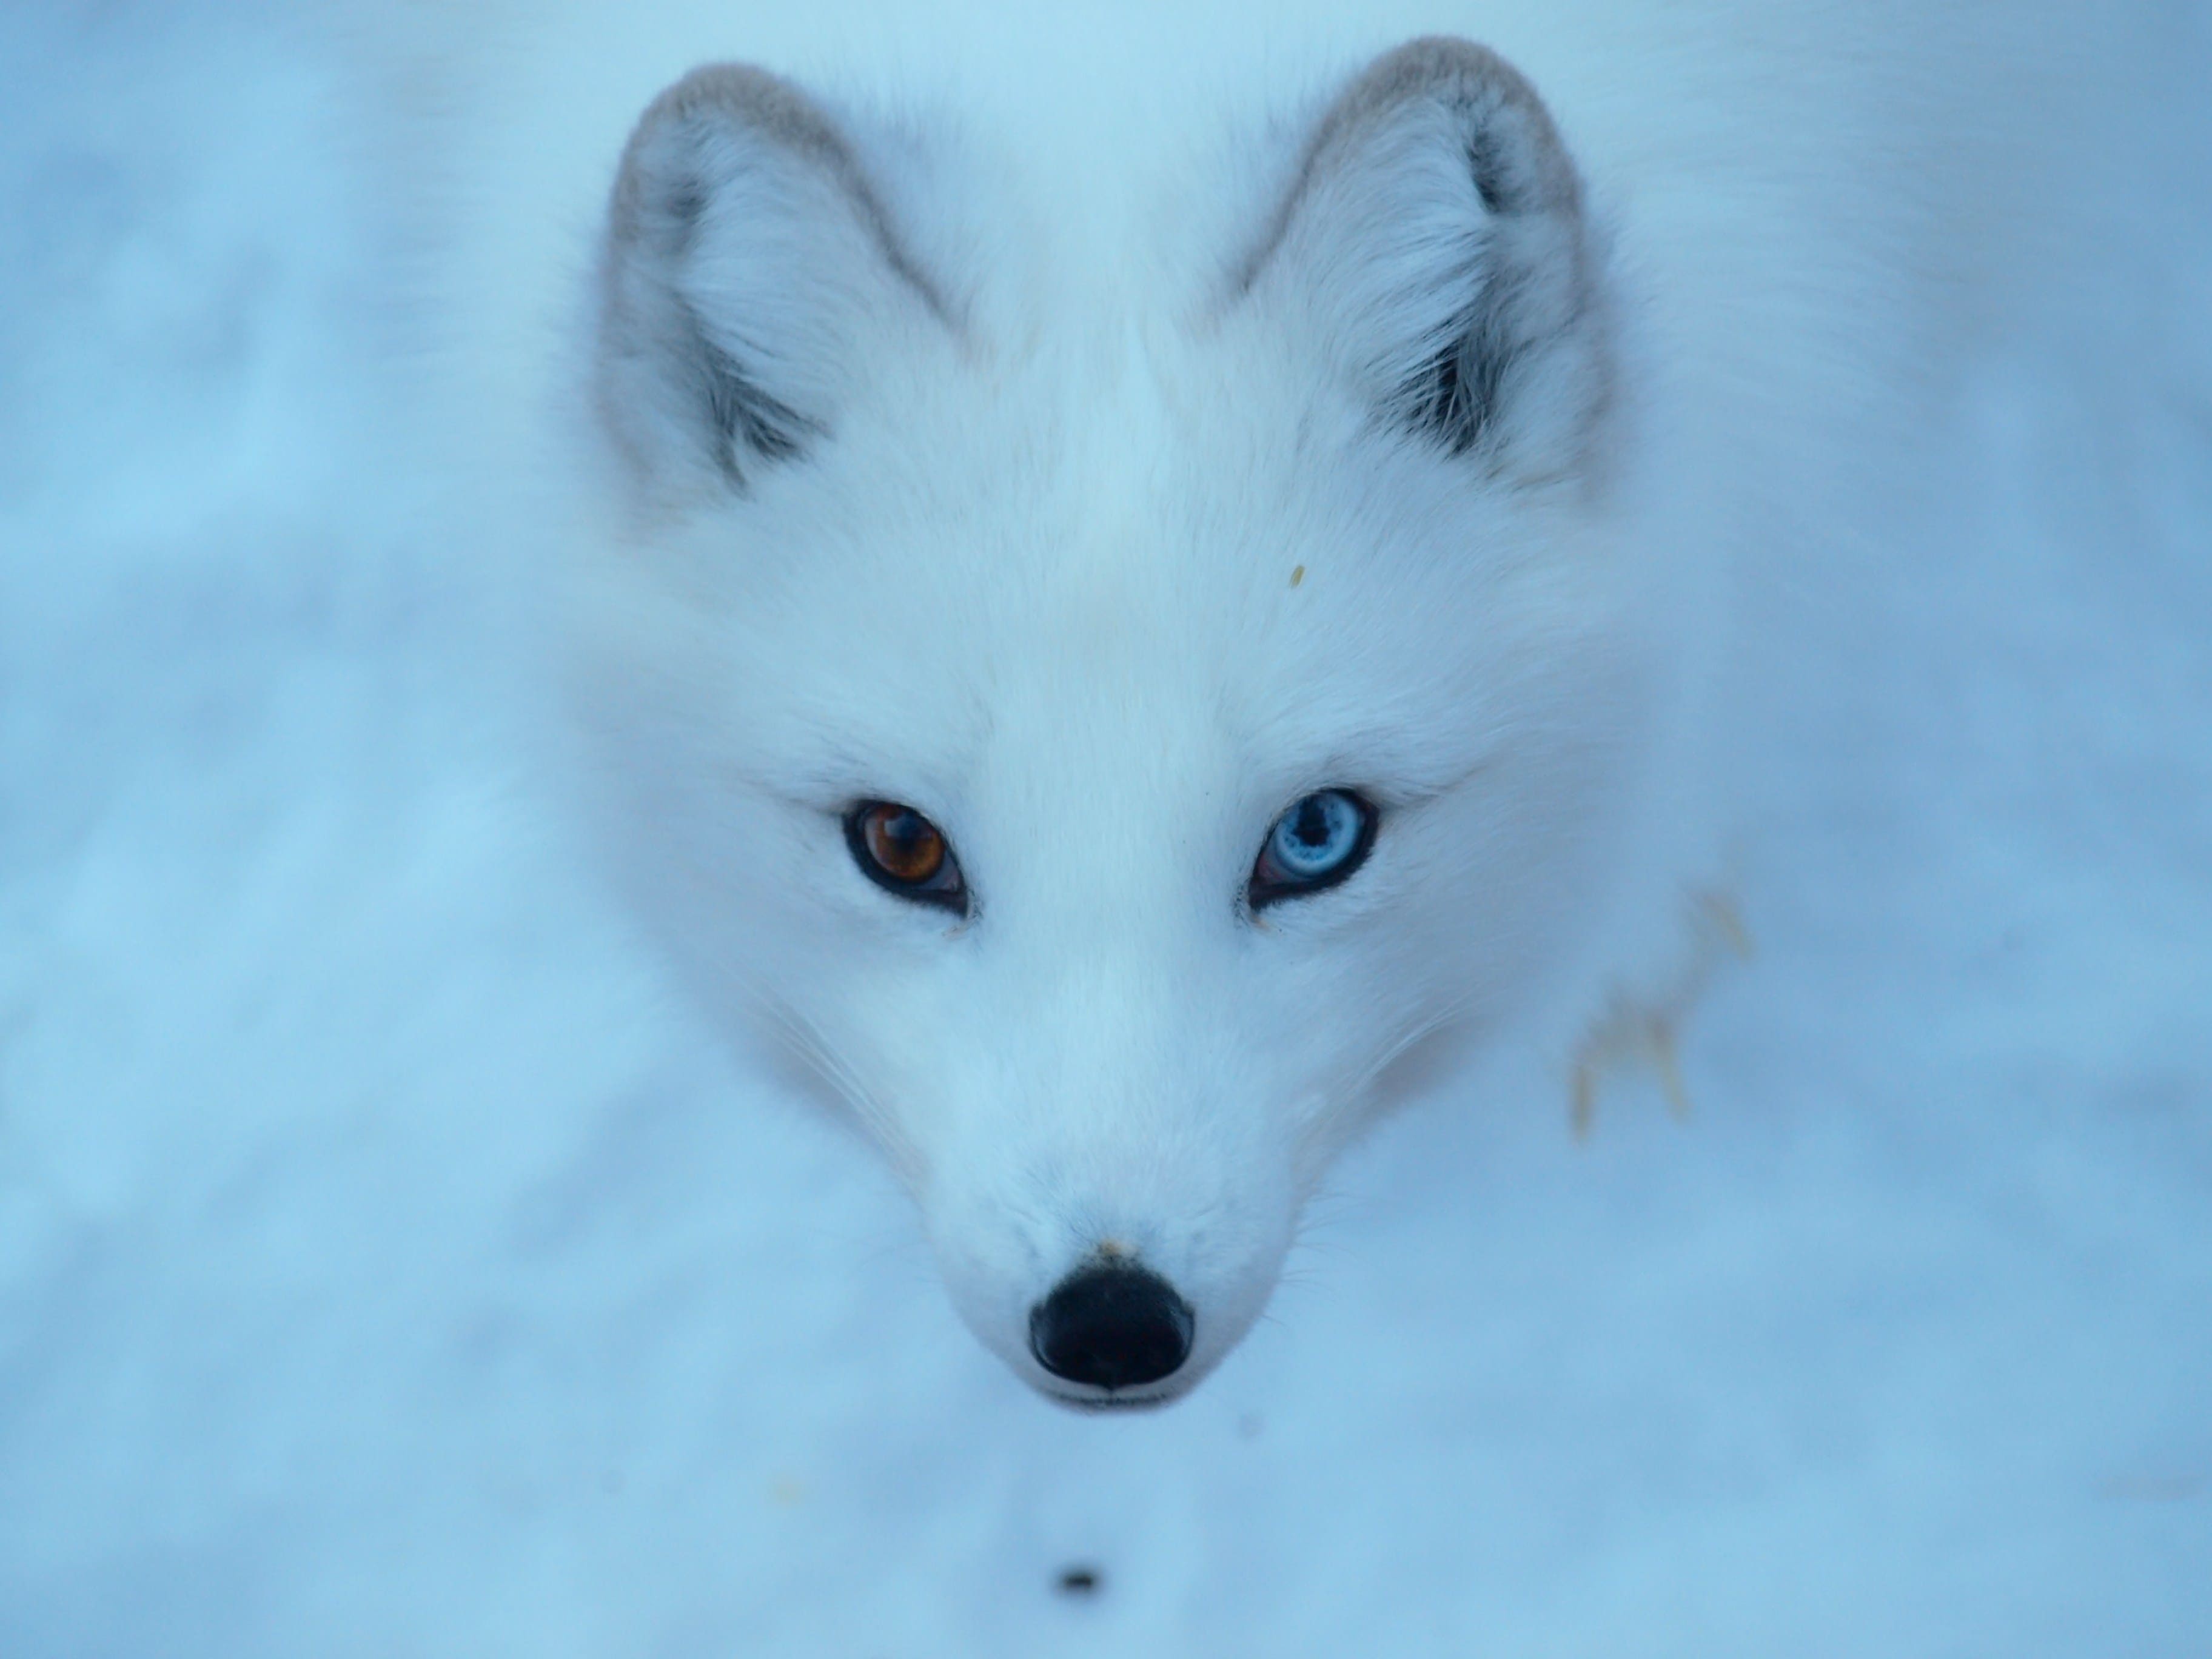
xmin=568 ymin=39 xmax=1660 ymax=1407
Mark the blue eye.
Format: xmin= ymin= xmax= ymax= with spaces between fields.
xmin=1249 ymin=789 xmax=1377 ymax=908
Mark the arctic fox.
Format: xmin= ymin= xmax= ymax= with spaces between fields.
xmin=401 ymin=0 xmax=1999 ymax=1407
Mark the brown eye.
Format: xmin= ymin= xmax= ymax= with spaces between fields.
xmin=845 ymin=802 xmax=967 ymax=913
xmin=864 ymin=805 xmax=944 ymax=882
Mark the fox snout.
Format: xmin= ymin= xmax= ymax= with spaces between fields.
xmin=920 ymin=1141 xmax=1302 ymax=1407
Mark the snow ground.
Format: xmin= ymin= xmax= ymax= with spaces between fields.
xmin=2 ymin=4 xmax=2208 ymax=1655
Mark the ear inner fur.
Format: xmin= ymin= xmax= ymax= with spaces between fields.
xmin=1230 ymin=36 xmax=1610 ymax=473
xmin=1234 ymin=38 xmax=1580 ymax=295
xmin=608 ymin=65 xmax=956 ymax=329
xmin=597 ymin=63 xmax=954 ymax=494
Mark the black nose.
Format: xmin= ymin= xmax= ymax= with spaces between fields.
xmin=1028 ymin=1264 xmax=1195 ymax=1391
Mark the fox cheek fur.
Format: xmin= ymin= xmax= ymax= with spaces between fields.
xmin=568 ymin=38 xmax=1672 ymax=1406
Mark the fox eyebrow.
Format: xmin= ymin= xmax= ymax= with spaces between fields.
xmin=1273 ymin=739 xmax=1499 ymax=809
xmin=753 ymin=777 xmax=919 ymax=819
xmin=1390 ymin=754 xmax=1498 ymax=806
xmin=744 ymin=756 xmax=971 ymax=820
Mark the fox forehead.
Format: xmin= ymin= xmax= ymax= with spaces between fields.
xmin=663 ymin=504 xmax=1541 ymax=833
xmin=644 ymin=328 xmax=1572 ymax=783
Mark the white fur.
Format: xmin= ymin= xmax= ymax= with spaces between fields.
xmin=369 ymin=0 xmax=2033 ymax=1405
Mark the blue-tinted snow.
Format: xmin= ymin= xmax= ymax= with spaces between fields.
xmin=1 ymin=4 xmax=2207 ymax=1654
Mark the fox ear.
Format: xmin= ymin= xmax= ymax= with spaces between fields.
xmin=595 ymin=64 xmax=952 ymax=497
xmin=1235 ymin=38 xmax=1613 ymax=483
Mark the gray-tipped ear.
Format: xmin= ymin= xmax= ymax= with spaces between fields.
xmin=1236 ymin=38 xmax=1613 ymax=483
xmin=595 ymin=64 xmax=952 ymax=497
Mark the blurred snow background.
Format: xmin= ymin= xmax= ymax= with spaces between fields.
xmin=2 ymin=2 xmax=2208 ymax=1655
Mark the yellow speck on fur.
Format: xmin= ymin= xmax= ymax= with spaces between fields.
xmin=1290 ymin=565 xmax=1305 ymax=588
